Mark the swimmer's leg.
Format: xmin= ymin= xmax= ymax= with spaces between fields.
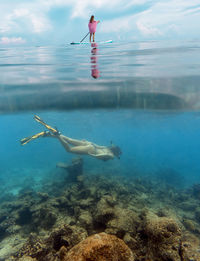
xmin=68 ymin=145 xmax=92 ymax=155
xmin=93 ymin=33 xmax=95 ymax=42
xmin=55 ymin=135 xmax=93 ymax=155
xmin=41 ymin=132 xmax=89 ymax=147
xmin=90 ymin=33 xmax=92 ymax=42
xmin=56 ymin=135 xmax=86 ymax=154
xmin=59 ymin=142 xmax=93 ymax=155
xmin=58 ymin=134 xmax=89 ymax=147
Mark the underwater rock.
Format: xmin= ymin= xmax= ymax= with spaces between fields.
xmin=0 ymin=209 xmax=8 ymax=224
xmin=92 ymin=194 xmax=139 ymax=238
xmin=15 ymin=206 xmax=33 ymax=225
xmin=15 ymin=225 xmax=88 ymax=260
xmin=0 ymin=192 xmax=61 ymax=246
xmin=141 ymin=211 xmax=182 ymax=260
xmin=49 ymin=225 xmax=88 ymax=252
xmin=36 ymin=192 xmax=49 ymax=202
xmin=93 ymin=196 xmax=116 ymax=232
xmin=181 ymin=232 xmax=200 ymax=260
xmin=0 ymin=234 xmax=26 ymax=260
xmin=183 ymin=219 xmax=196 ymax=232
xmin=59 ymin=232 xmax=135 ymax=261
xmin=106 ymin=208 xmax=140 ymax=238
xmin=78 ymin=210 xmax=93 ymax=230
xmin=78 ymin=197 xmax=94 ymax=209
xmin=14 ymin=202 xmax=57 ymax=231
xmin=15 ymin=233 xmax=49 ymax=260
xmin=0 ymin=215 xmax=16 ymax=240
xmin=156 ymin=207 xmax=175 ymax=218
xmin=178 ymin=201 xmax=197 ymax=212
xmin=57 ymin=157 xmax=83 ymax=182
xmin=195 ymin=207 xmax=200 ymax=223
xmin=123 ymin=232 xmax=138 ymax=251
xmin=18 ymin=257 xmax=37 ymax=261
xmin=182 ymin=218 xmax=200 ymax=234
xmin=191 ymin=184 xmax=200 ymax=199
xmin=32 ymin=206 xmax=57 ymax=230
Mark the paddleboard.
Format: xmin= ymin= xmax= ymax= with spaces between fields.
xmin=70 ymin=40 xmax=113 ymax=45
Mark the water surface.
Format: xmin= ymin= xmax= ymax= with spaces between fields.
xmin=1 ymin=40 xmax=200 ymax=113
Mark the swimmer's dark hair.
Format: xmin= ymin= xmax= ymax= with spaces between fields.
xmin=109 ymin=145 xmax=122 ymax=159
xmin=90 ymin=15 xmax=94 ymax=23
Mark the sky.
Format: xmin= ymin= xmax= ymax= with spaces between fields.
xmin=0 ymin=0 xmax=200 ymax=45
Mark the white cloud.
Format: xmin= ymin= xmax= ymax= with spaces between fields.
xmin=0 ymin=0 xmax=200 ymax=43
xmin=0 ymin=37 xmax=26 ymax=44
xmin=0 ymin=4 xmax=52 ymax=35
xmin=100 ymin=16 xmax=132 ymax=33
xmin=30 ymin=14 xmax=51 ymax=33
xmin=0 ymin=23 xmax=11 ymax=33
xmin=69 ymin=0 xmax=124 ymax=19
xmin=182 ymin=6 xmax=200 ymax=15
xmin=13 ymin=8 xmax=29 ymax=17
xmin=98 ymin=0 xmax=200 ymax=39
xmin=123 ymin=0 xmax=152 ymax=9
xmin=136 ymin=21 xmax=162 ymax=36
xmin=10 ymin=8 xmax=51 ymax=33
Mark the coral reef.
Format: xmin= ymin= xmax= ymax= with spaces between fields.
xmin=140 ymin=212 xmax=182 ymax=260
xmin=0 ymin=158 xmax=200 ymax=260
xmin=59 ymin=232 xmax=134 ymax=261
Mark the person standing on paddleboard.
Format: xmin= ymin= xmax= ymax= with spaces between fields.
xmin=88 ymin=15 xmax=100 ymax=42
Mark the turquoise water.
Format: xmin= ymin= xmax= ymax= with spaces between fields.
xmin=1 ymin=40 xmax=200 ymax=260
xmin=1 ymin=40 xmax=200 ymax=193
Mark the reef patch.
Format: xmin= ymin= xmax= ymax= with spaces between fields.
xmin=0 ymin=158 xmax=200 ymax=260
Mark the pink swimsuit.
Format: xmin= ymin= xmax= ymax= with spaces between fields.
xmin=88 ymin=21 xmax=97 ymax=33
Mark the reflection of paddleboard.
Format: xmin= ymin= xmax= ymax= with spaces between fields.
xmin=70 ymin=40 xmax=113 ymax=45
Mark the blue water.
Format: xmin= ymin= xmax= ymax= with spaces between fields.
xmin=1 ymin=40 xmax=200 ymax=196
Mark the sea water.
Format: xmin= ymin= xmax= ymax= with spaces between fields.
xmin=1 ymin=40 xmax=200 ymax=190
xmin=1 ymin=40 xmax=200 ymax=258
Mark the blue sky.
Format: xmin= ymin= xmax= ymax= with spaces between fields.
xmin=0 ymin=0 xmax=200 ymax=45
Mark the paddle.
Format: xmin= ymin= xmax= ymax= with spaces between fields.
xmin=80 ymin=32 xmax=90 ymax=43
xmin=70 ymin=32 xmax=90 ymax=44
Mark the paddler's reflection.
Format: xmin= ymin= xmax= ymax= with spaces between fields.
xmin=91 ymin=43 xmax=100 ymax=79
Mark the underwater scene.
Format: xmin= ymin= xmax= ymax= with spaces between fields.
xmin=1 ymin=41 xmax=200 ymax=260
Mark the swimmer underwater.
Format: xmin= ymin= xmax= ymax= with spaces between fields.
xmin=20 ymin=115 xmax=122 ymax=162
